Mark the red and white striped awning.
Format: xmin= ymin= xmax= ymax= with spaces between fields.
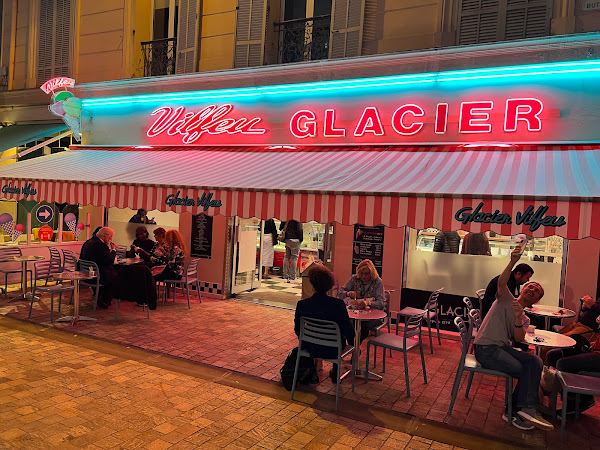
xmin=1 ymin=145 xmax=599 ymax=239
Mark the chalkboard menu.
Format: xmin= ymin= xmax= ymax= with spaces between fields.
xmin=191 ymin=214 xmax=213 ymax=259
xmin=352 ymin=225 xmax=385 ymax=278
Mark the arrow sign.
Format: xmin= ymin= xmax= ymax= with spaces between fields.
xmin=36 ymin=205 xmax=54 ymax=223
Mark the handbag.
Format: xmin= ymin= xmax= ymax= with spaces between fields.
xmin=278 ymin=221 xmax=288 ymax=242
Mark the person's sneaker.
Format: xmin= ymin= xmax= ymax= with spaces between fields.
xmin=517 ymin=408 xmax=554 ymax=430
xmin=503 ymin=413 xmax=534 ymax=431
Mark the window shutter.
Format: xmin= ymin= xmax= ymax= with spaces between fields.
xmin=458 ymin=0 xmax=500 ymax=45
xmin=329 ymin=0 xmax=365 ymax=59
xmin=361 ymin=0 xmax=378 ymax=56
xmin=176 ymin=0 xmax=200 ymax=74
xmin=37 ymin=0 xmax=71 ymax=84
xmin=54 ymin=0 xmax=71 ymax=76
xmin=234 ymin=0 xmax=266 ymax=68
xmin=505 ymin=0 xmax=552 ymax=40
xmin=37 ymin=0 xmax=54 ymax=83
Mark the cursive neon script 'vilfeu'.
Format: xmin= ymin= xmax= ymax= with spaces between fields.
xmin=146 ymin=105 xmax=267 ymax=144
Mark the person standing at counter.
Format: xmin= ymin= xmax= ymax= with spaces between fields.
xmin=433 ymin=230 xmax=461 ymax=253
xmin=262 ymin=219 xmax=278 ymax=279
xmin=338 ymin=259 xmax=385 ymax=342
xmin=129 ymin=208 xmax=156 ymax=224
xmin=461 ymin=232 xmax=492 ymax=256
xmin=280 ymin=219 xmax=303 ymax=282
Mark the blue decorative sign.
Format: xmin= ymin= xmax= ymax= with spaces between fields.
xmin=36 ymin=205 xmax=54 ymax=223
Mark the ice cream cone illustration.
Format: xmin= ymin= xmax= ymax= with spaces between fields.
xmin=74 ymin=222 xmax=85 ymax=239
xmin=13 ymin=224 xmax=25 ymax=242
xmin=0 ymin=213 xmax=15 ymax=240
xmin=64 ymin=213 xmax=77 ymax=234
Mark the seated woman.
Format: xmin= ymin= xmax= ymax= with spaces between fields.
xmin=338 ymin=259 xmax=385 ymax=342
xmin=152 ymin=229 xmax=186 ymax=282
xmin=295 ymin=264 xmax=355 ymax=383
xmin=128 ymin=226 xmax=155 ymax=261
xmin=134 ymin=227 xmax=167 ymax=264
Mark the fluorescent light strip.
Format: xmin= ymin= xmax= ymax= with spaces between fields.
xmin=82 ymin=60 xmax=600 ymax=107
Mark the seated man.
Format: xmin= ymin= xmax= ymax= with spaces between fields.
xmin=80 ymin=227 xmax=118 ymax=309
xmin=546 ymin=295 xmax=600 ymax=367
xmin=128 ymin=226 xmax=155 ymax=261
xmin=474 ymin=247 xmax=553 ymax=431
xmin=295 ymin=264 xmax=355 ymax=383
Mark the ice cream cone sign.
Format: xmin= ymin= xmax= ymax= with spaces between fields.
xmin=75 ymin=222 xmax=85 ymax=239
xmin=13 ymin=224 xmax=25 ymax=242
xmin=64 ymin=213 xmax=77 ymax=233
xmin=0 ymin=213 xmax=16 ymax=241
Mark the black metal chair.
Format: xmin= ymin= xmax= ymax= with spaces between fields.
xmin=29 ymin=260 xmax=74 ymax=323
xmin=78 ymin=259 xmax=104 ymax=313
xmin=291 ymin=317 xmax=355 ymax=412
xmin=366 ymin=312 xmax=427 ymax=398
xmin=0 ymin=247 xmax=32 ymax=294
xmin=161 ymin=258 xmax=201 ymax=309
xmin=45 ymin=247 xmax=62 ymax=285
xmin=61 ymin=249 xmax=78 ymax=272
xmin=448 ymin=316 xmax=514 ymax=421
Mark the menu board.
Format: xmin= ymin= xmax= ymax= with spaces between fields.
xmin=352 ymin=225 xmax=384 ymax=278
xmin=190 ymin=214 xmax=213 ymax=259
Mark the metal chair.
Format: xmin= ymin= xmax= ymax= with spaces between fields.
xmin=29 ymin=260 xmax=74 ymax=323
xmin=463 ymin=296 xmax=475 ymax=313
xmin=552 ymin=371 xmax=600 ymax=441
xmin=366 ymin=313 xmax=427 ymax=398
xmin=448 ymin=316 xmax=514 ymax=421
xmin=162 ymin=258 xmax=201 ymax=309
xmin=467 ymin=308 xmax=483 ymax=353
xmin=371 ymin=290 xmax=392 ymax=367
xmin=396 ymin=288 xmax=443 ymax=354
xmin=79 ymin=259 xmax=105 ymax=313
xmin=45 ymin=247 xmax=62 ymax=285
xmin=115 ymin=245 xmax=127 ymax=259
xmin=475 ymin=288 xmax=485 ymax=311
xmin=0 ymin=247 xmax=32 ymax=294
xmin=61 ymin=249 xmax=78 ymax=272
xmin=291 ymin=317 xmax=355 ymax=412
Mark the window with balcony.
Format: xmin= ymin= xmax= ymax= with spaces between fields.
xmin=37 ymin=0 xmax=72 ymax=84
xmin=142 ymin=0 xmax=179 ymax=77
xmin=277 ymin=0 xmax=332 ymax=63
xmin=458 ymin=0 xmax=553 ymax=45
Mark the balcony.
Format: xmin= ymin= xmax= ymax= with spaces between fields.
xmin=276 ymin=15 xmax=331 ymax=64
xmin=141 ymin=38 xmax=177 ymax=77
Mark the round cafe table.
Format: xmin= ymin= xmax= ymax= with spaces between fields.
xmin=115 ymin=257 xmax=143 ymax=266
xmin=1 ymin=255 xmax=45 ymax=302
xmin=345 ymin=307 xmax=387 ymax=381
xmin=524 ymin=305 xmax=576 ymax=330
xmin=55 ymin=271 xmax=95 ymax=326
xmin=524 ymin=329 xmax=576 ymax=356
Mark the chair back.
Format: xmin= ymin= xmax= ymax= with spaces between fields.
xmin=186 ymin=258 xmax=199 ymax=279
xmin=403 ymin=313 xmax=424 ymax=340
xmin=78 ymin=259 xmax=100 ymax=279
xmin=299 ymin=317 xmax=343 ymax=355
xmin=48 ymin=247 xmax=61 ymax=264
xmin=383 ymin=290 xmax=391 ymax=319
xmin=0 ymin=247 xmax=22 ymax=258
xmin=425 ymin=288 xmax=442 ymax=317
xmin=454 ymin=316 xmax=471 ymax=362
xmin=61 ymin=249 xmax=78 ymax=271
xmin=463 ymin=296 xmax=474 ymax=312
xmin=475 ymin=288 xmax=485 ymax=310
xmin=468 ymin=308 xmax=482 ymax=331
xmin=33 ymin=260 xmax=63 ymax=286
xmin=115 ymin=245 xmax=127 ymax=258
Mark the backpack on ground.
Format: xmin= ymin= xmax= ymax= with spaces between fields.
xmin=280 ymin=347 xmax=316 ymax=391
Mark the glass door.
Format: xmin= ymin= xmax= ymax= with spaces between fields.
xmin=231 ymin=217 xmax=262 ymax=294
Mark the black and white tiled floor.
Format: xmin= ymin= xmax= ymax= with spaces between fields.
xmin=252 ymin=276 xmax=302 ymax=295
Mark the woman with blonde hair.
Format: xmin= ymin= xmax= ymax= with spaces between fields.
xmin=152 ymin=229 xmax=187 ymax=282
xmin=338 ymin=259 xmax=386 ymax=341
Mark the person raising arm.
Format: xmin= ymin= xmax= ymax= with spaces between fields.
xmin=497 ymin=247 xmax=528 ymax=343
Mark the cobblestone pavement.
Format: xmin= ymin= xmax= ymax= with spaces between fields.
xmin=0 ymin=319 xmax=477 ymax=450
xmin=2 ymin=290 xmax=599 ymax=449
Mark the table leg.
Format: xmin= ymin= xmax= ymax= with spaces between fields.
xmin=545 ymin=316 xmax=550 ymax=331
xmin=8 ymin=261 xmax=38 ymax=302
xmin=341 ymin=319 xmax=383 ymax=381
xmin=57 ymin=280 xmax=96 ymax=325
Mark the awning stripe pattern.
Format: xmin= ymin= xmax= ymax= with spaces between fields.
xmin=0 ymin=146 xmax=599 ymax=238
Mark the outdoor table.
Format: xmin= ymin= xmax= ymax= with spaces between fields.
xmin=523 ymin=329 xmax=576 ymax=356
xmin=114 ymin=262 xmax=157 ymax=309
xmin=115 ymin=257 xmax=143 ymax=265
xmin=345 ymin=307 xmax=387 ymax=381
xmin=1 ymin=255 xmax=45 ymax=302
xmin=524 ymin=305 xmax=576 ymax=330
xmin=55 ymin=271 xmax=95 ymax=326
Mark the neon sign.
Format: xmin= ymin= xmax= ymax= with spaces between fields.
xmin=40 ymin=77 xmax=75 ymax=94
xmin=146 ymin=105 xmax=266 ymax=144
xmin=288 ymin=98 xmax=544 ymax=138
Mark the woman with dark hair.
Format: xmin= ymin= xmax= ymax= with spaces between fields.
xmin=128 ymin=226 xmax=155 ymax=260
xmin=295 ymin=264 xmax=355 ymax=383
xmin=153 ymin=229 xmax=186 ymax=282
xmin=461 ymin=232 xmax=492 ymax=256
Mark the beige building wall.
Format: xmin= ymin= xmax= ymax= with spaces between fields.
xmin=198 ymin=0 xmax=236 ymax=72
xmin=12 ymin=0 xmax=32 ymax=90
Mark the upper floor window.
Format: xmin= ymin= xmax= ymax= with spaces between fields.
xmin=278 ymin=0 xmax=332 ymax=63
xmin=37 ymin=0 xmax=72 ymax=84
xmin=458 ymin=0 xmax=553 ymax=45
xmin=142 ymin=0 xmax=180 ymax=77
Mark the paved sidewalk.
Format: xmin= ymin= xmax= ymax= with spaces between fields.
xmin=0 ymin=316 xmax=501 ymax=450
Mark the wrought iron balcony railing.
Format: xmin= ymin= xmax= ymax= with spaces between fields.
xmin=276 ymin=15 xmax=331 ymax=64
xmin=141 ymin=37 xmax=177 ymax=77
